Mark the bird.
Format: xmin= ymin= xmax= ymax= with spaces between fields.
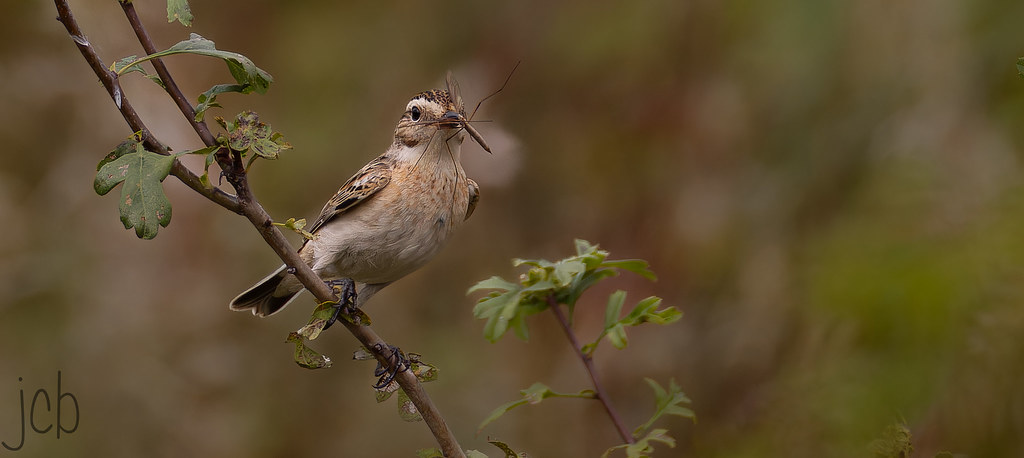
xmin=229 ymin=73 xmax=485 ymax=318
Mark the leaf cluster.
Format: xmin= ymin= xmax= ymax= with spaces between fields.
xmin=468 ymin=239 xmax=661 ymax=343
xmin=95 ymin=25 xmax=287 ymax=239
xmin=215 ymin=110 xmax=292 ymax=165
xmin=469 ymin=240 xmax=691 ymax=456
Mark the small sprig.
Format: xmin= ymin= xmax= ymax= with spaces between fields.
xmin=582 ymin=292 xmax=681 ymax=356
xmin=468 ymin=239 xmax=658 ymax=342
xmin=469 ymin=240 xmax=689 ymax=454
xmin=477 ymin=382 xmax=596 ymax=432
xmin=273 ymin=217 xmax=315 ymax=240
xmin=633 ymin=378 xmax=695 ymax=438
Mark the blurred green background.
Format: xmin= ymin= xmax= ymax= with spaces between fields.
xmin=2 ymin=0 xmax=1024 ymax=456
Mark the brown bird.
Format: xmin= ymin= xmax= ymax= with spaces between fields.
xmin=230 ymin=73 xmax=484 ymax=318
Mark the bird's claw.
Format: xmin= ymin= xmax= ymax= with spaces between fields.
xmin=372 ymin=343 xmax=408 ymax=389
xmin=323 ymin=278 xmax=357 ymax=330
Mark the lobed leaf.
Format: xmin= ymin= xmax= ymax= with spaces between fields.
xmin=94 ymin=138 xmax=175 ymax=239
xmin=97 ymin=134 xmax=141 ymax=171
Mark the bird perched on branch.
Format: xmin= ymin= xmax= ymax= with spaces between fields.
xmin=230 ymin=73 xmax=486 ymax=319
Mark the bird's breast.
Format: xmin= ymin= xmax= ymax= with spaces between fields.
xmin=308 ymin=162 xmax=469 ymax=285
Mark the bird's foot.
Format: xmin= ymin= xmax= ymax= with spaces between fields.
xmin=323 ymin=278 xmax=357 ymax=330
xmin=372 ymin=343 xmax=409 ymax=389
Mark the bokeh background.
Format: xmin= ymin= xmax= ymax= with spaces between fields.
xmin=2 ymin=0 xmax=1024 ymax=456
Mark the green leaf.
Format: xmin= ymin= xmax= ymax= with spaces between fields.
xmin=467 ymin=275 xmax=518 ymax=294
xmin=116 ymin=33 xmax=272 ymax=94
xmin=465 ymin=451 xmax=489 ymax=458
xmin=286 ymin=332 xmax=332 ymax=369
xmin=509 ymin=311 xmax=530 ymax=341
xmin=470 ymin=239 xmax=666 ymax=344
xmin=478 ymin=383 xmax=595 ymax=432
xmin=602 ymin=429 xmax=676 ymax=458
xmin=273 ymin=217 xmax=315 ymax=240
xmin=94 ymin=139 xmax=175 ymax=239
xmin=295 ymin=300 xmax=338 ymax=341
xmin=606 ymin=323 xmax=628 ymax=350
xmin=397 ymin=390 xmax=422 ymax=422
xmin=512 ymin=258 xmax=554 ymax=269
xmin=166 ymin=0 xmax=193 ymax=26
xmin=407 ymin=353 xmax=439 ymax=383
xmin=605 ymin=290 xmax=627 ymax=328
xmin=633 ymin=378 xmax=695 ymax=437
xmin=561 ymin=268 xmax=617 ymax=307
xmin=553 ymin=259 xmax=586 ymax=286
xmin=175 ymin=145 xmax=219 ymax=189
xmin=476 ymin=291 xmax=517 ymax=342
xmin=375 ymin=379 xmax=399 ymax=403
xmin=574 ymin=238 xmax=597 ymax=256
xmin=195 ymin=84 xmax=245 ymax=122
xmin=622 ymin=297 xmax=681 ymax=326
xmin=97 ymin=134 xmax=142 ymax=171
xmin=600 ymin=259 xmax=657 ymax=281
xmin=1018 ymin=57 xmax=1024 ymax=79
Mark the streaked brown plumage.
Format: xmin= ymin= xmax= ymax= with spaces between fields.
xmin=230 ymin=76 xmax=482 ymax=317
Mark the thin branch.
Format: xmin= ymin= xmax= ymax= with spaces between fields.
xmin=548 ymin=295 xmax=634 ymax=444
xmin=120 ymin=1 xmax=218 ymax=148
xmin=54 ymin=0 xmax=241 ymax=214
xmin=57 ymin=1 xmax=463 ymax=455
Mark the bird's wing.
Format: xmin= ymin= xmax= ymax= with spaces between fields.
xmin=465 ymin=178 xmax=480 ymax=221
xmin=307 ymin=158 xmax=393 ymax=233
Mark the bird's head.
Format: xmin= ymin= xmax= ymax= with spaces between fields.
xmin=394 ymin=89 xmax=465 ymax=147
xmin=394 ymin=73 xmax=490 ymax=153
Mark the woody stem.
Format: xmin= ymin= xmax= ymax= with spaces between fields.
xmin=547 ymin=295 xmax=634 ymax=444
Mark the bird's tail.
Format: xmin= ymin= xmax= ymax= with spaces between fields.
xmin=229 ymin=265 xmax=301 ymax=317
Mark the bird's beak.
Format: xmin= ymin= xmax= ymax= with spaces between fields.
xmin=441 ymin=111 xmax=462 ymax=127
xmin=441 ymin=111 xmax=491 ymax=154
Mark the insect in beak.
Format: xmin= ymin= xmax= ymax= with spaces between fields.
xmin=442 ymin=111 xmax=491 ymax=154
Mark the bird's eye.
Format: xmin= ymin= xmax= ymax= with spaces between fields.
xmin=410 ymin=106 xmax=421 ymax=122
